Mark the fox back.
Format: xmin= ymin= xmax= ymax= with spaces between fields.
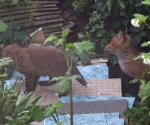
xmin=105 ymin=31 xmax=150 ymax=80
xmin=1 ymin=44 xmax=89 ymax=93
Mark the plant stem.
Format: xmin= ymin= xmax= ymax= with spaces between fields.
xmin=69 ymin=81 xmax=73 ymax=125
xmin=0 ymin=79 xmax=5 ymax=125
xmin=62 ymin=36 xmax=74 ymax=125
xmin=144 ymin=22 xmax=150 ymax=30
xmin=0 ymin=98 xmax=2 ymax=125
xmin=51 ymin=114 xmax=58 ymax=123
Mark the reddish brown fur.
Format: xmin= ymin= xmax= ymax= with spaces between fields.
xmin=105 ymin=31 xmax=150 ymax=81
xmin=1 ymin=44 xmax=89 ymax=93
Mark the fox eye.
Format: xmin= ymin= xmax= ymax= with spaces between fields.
xmin=111 ymin=43 xmax=115 ymax=46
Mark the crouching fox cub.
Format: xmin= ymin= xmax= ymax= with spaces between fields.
xmin=105 ymin=31 xmax=150 ymax=81
xmin=1 ymin=44 xmax=90 ymax=94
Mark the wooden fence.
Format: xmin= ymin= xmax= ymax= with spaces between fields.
xmin=0 ymin=0 xmax=64 ymax=37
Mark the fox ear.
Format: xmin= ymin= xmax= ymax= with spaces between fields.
xmin=117 ymin=31 xmax=125 ymax=42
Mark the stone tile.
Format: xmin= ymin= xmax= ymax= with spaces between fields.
xmin=58 ymin=99 xmax=127 ymax=120
xmin=18 ymin=78 xmax=122 ymax=105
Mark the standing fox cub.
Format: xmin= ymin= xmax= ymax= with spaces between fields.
xmin=105 ymin=31 xmax=150 ymax=81
xmin=1 ymin=44 xmax=90 ymax=94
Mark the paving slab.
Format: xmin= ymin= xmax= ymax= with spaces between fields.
xmin=18 ymin=78 xmax=122 ymax=105
xmin=58 ymin=99 xmax=127 ymax=121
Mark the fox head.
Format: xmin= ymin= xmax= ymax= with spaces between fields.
xmin=104 ymin=31 xmax=132 ymax=54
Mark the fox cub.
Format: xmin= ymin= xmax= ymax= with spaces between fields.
xmin=105 ymin=31 xmax=150 ymax=81
xmin=1 ymin=44 xmax=90 ymax=94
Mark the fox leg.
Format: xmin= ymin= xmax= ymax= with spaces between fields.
xmin=38 ymin=76 xmax=57 ymax=86
xmin=24 ymin=73 xmax=38 ymax=93
xmin=33 ymin=76 xmax=40 ymax=88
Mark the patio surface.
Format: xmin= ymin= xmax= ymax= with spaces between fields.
xmin=18 ymin=78 xmax=122 ymax=125
xmin=18 ymin=78 xmax=122 ymax=105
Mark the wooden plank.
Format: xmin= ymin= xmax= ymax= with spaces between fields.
xmin=42 ymin=23 xmax=63 ymax=30
xmin=0 ymin=0 xmax=63 ymax=37
xmin=2 ymin=14 xmax=61 ymax=22
xmin=1 ymin=0 xmax=59 ymax=5
xmin=0 ymin=3 xmax=57 ymax=13
xmin=1 ymin=11 xmax=61 ymax=21
xmin=34 ymin=14 xmax=61 ymax=21
xmin=0 ymin=7 xmax=58 ymax=13
xmin=25 ymin=23 xmax=63 ymax=34
xmin=7 ymin=17 xmax=63 ymax=26
xmin=44 ymin=28 xmax=62 ymax=34
xmin=45 ymin=31 xmax=62 ymax=36
xmin=33 ymin=18 xmax=63 ymax=25
xmin=0 ymin=3 xmax=51 ymax=8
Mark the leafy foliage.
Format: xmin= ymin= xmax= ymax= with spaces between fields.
xmin=0 ymin=0 xmax=38 ymax=46
xmin=44 ymin=28 xmax=94 ymax=65
xmin=123 ymin=107 xmax=150 ymax=125
xmin=0 ymin=58 xmax=66 ymax=125
xmin=49 ymin=74 xmax=80 ymax=95
xmin=0 ymin=58 xmax=44 ymax=124
xmin=0 ymin=22 xmax=28 ymax=46
xmin=70 ymin=0 xmax=150 ymax=49
xmin=123 ymin=1 xmax=150 ymax=124
xmin=0 ymin=20 xmax=8 ymax=32
xmin=72 ymin=0 xmax=90 ymax=14
xmin=44 ymin=28 xmax=94 ymax=124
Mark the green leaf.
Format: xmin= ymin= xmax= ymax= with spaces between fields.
xmin=73 ymin=40 xmax=94 ymax=55
xmin=44 ymin=106 xmax=53 ymax=117
xmin=32 ymin=107 xmax=44 ymax=122
xmin=109 ymin=54 xmax=118 ymax=64
xmin=141 ymin=42 xmax=150 ymax=47
xmin=133 ymin=35 xmax=141 ymax=45
xmin=55 ymin=38 xmax=64 ymax=46
xmin=112 ymin=19 xmax=121 ymax=29
xmin=141 ymin=0 xmax=150 ymax=5
xmin=130 ymin=79 xmax=139 ymax=84
xmin=8 ymin=23 xmax=22 ymax=30
xmin=68 ymin=74 xmax=81 ymax=80
xmin=53 ymin=101 xmax=64 ymax=108
xmin=56 ymin=122 xmax=65 ymax=125
xmin=14 ymin=32 xmax=27 ymax=40
xmin=116 ymin=0 xmax=125 ymax=9
xmin=44 ymin=35 xmax=59 ymax=45
xmin=0 ymin=30 xmax=13 ymax=41
xmin=122 ymin=18 xmax=129 ymax=26
xmin=134 ymin=14 xmax=148 ymax=23
xmin=0 ymin=0 xmax=4 ymax=3
xmin=123 ymin=108 xmax=132 ymax=117
xmin=77 ymin=32 xmax=84 ymax=39
xmin=62 ymin=28 xmax=71 ymax=37
xmin=12 ymin=0 xmax=19 ymax=4
xmin=138 ymin=82 xmax=150 ymax=101
xmin=49 ymin=76 xmax=64 ymax=82
xmin=31 ymin=96 xmax=42 ymax=105
xmin=57 ymin=78 xmax=71 ymax=94
xmin=73 ymin=55 xmax=80 ymax=62
xmin=14 ymin=92 xmax=34 ymax=113
xmin=65 ymin=43 xmax=74 ymax=49
xmin=3 ymin=116 xmax=13 ymax=121
xmin=139 ymin=31 xmax=146 ymax=37
xmin=0 ymin=20 xmax=8 ymax=32
xmin=130 ymin=23 xmax=145 ymax=32
xmin=106 ymin=0 xmax=113 ymax=12
xmin=80 ymin=51 xmax=91 ymax=65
